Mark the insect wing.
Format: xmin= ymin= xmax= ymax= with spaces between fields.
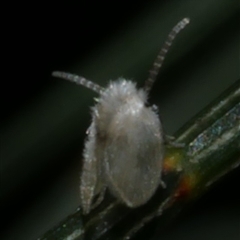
xmin=102 ymin=113 xmax=164 ymax=207
xmin=80 ymin=121 xmax=99 ymax=214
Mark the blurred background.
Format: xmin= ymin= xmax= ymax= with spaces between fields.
xmin=1 ymin=0 xmax=239 ymax=239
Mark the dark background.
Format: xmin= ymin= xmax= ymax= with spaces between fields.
xmin=1 ymin=1 xmax=239 ymax=239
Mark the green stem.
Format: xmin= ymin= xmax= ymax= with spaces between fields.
xmin=38 ymin=80 xmax=240 ymax=240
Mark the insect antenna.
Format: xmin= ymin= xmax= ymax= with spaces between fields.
xmin=52 ymin=71 xmax=104 ymax=95
xmin=144 ymin=18 xmax=190 ymax=93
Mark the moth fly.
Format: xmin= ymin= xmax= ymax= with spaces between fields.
xmin=52 ymin=18 xmax=190 ymax=214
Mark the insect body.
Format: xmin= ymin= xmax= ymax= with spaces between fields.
xmin=52 ymin=18 xmax=190 ymax=214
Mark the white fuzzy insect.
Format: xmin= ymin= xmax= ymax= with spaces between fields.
xmin=52 ymin=18 xmax=190 ymax=215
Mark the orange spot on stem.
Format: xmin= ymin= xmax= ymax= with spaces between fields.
xmin=163 ymin=154 xmax=181 ymax=173
xmin=174 ymin=175 xmax=196 ymax=200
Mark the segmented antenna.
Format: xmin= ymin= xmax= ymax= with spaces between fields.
xmin=144 ymin=18 xmax=190 ymax=93
xmin=52 ymin=71 xmax=104 ymax=95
